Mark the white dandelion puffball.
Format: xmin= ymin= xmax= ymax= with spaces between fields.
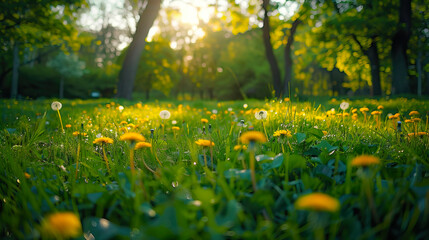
xmin=243 ymin=104 xmax=248 ymax=109
xmin=212 ymin=109 xmax=218 ymax=114
xmin=255 ymin=110 xmax=268 ymax=120
xmin=118 ymin=105 xmax=124 ymax=112
xmin=159 ymin=110 xmax=171 ymax=119
xmin=51 ymin=101 xmax=62 ymax=111
xmin=340 ymin=102 xmax=349 ymax=110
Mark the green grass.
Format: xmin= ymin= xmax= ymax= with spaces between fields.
xmin=1 ymin=98 xmax=428 ymax=239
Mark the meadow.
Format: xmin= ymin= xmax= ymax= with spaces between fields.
xmin=1 ymin=98 xmax=428 ymax=239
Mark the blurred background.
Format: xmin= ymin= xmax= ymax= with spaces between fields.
xmin=1 ymin=0 xmax=428 ymax=100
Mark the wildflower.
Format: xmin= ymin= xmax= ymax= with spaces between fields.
xmin=377 ymin=105 xmax=384 ymax=110
xmin=413 ymin=118 xmax=421 ymax=122
xmin=25 ymin=173 xmax=31 ymax=179
xmin=273 ymin=130 xmax=292 ymax=138
xmin=315 ymin=116 xmax=325 ymax=121
xmin=284 ymin=98 xmax=290 ymax=102
xmin=159 ymin=110 xmax=171 ymax=119
xmin=295 ymin=193 xmax=340 ymax=212
xmin=135 ymin=142 xmax=152 ymax=149
xmin=120 ymin=121 xmax=128 ymax=125
xmin=51 ymin=101 xmax=62 ymax=111
xmin=210 ymin=114 xmax=217 ymax=120
xmin=359 ymin=107 xmax=369 ymax=113
xmin=201 ymin=118 xmax=209 ymax=124
xmin=65 ymin=124 xmax=71 ymax=128
xmin=93 ymin=137 xmax=114 ymax=144
xmin=351 ymin=155 xmax=380 ymax=167
xmin=371 ymin=111 xmax=381 ymax=115
xmin=240 ymin=131 xmax=267 ymax=144
xmin=172 ymin=126 xmax=180 ymax=131
xmin=408 ymin=132 xmax=428 ymax=137
xmin=409 ymin=111 xmax=419 ymax=116
xmin=41 ymin=212 xmax=82 ymax=239
xmin=243 ymin=104 xmax=248 ymax=108
xmin=195 ymin=139 xmax=215 ymax=147
xmin=388 ymin=114 xmax=398 ymax=119
xmin=352 ymin=113 xmax=358 ymax=120
xmin=254 ymin=110 xmax=268 ymax=120
xmin=404 ymin=119 xmax=413 ymax=123
xmin=120 ymin=132 xmax=145 ymax=143
xmin=352 ymin=109 xmax=357 ymax=113
xmin=234 ymin=145 xmax=247 ymax=151
xmin=340 ymin=101 xmax=349 ymax=110
xmin=322 ymin=131 xmax=328 ymax=136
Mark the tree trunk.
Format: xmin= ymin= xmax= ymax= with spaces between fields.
xmin=391 ymin=0 xmax=411 ymax=95
xmin=366 ymin=40 xmax=382 ymax=96
xmin=262 ymin=0 xmax=282 ymax=98
xmin=283 ymin=19 xmax=301 ymax=97
xmin=116 ymin=0 xmax=161 ymax=100
xmin=416 ymin=36 xmax=422 ymax=97
xmin=11 ymin=43 xmax=19 ymax=99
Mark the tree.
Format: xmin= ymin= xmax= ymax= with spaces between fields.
xmin=262 ymin=0 xmax=283 ymax=97
xmin=47 ymin=53 xmax=86 ymax=98
xmin=391 ymin=0 xmax=412 ymax=94
xmin=116 ymin=0 xmax=162 ymax=100
xmin=0 ymin=0 xmax=87 ymax=98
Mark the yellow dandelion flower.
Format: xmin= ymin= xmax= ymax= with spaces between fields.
xmin=65 ymin=124 xmax=71 ymax=128
xmin=409 ymin=111 xmax=419 ymax=116
xmin=273 ymin=130 xmax=292 ymax=137
xmin=371 ymin=111 xmax=381 ymax=115
xmin=404 ymin=119 xmax=413 ymax=123
xmin=377 ymin=105 xmax=384 ymax=110
xmin=172 ymin=126 xmax=180 ymax=131
xmin=201 ymin=118 xmax=209 ymax=124
xmin=195 ymin=139 xmax=215 ymax=147
xmin=240 ymin=131 xmax=267 ymax=144
xmin=210 ymin=114 xmax=217 ymax=120
xmin=135 ymin=142 xmax=152 ymax=149
xmin=42 ymin=212 xmax=82 ymax=239
xmin=295 ymin=193 xmax=340 ymax=212
xmin=72 ymin=131 xmax=80 ymax=137
xmin=233 ymin=145 xmax=247 ymax=151
xmin=315 ymin=116 xmax=325 ymax=120
xmin=388 ymin=115 xmax=398 ymax=119
xmin=408 ymin=132 xmax=428 ymax=137
xmin=120 ymin=121 xmax=128 ymax=125
xmin=120 ymin=132 xmax=145 ymax=142
xmin=351 ymin=155 xmax=380 ymax=167
xmin=412 ymin=118 xmax=421 ymax=122
xmin=25 ymin=172 xmax=31 ymax=179
xmin=93 ymin=137 xmax=114 ymax=144
xmin=322 ymin=131 xmax=328 ymax=136
xmin=352 ymin=109 xmax=357 ymax=113
xmin=126 ymin=123 xmax=136 ymax=128
xmin=360 ymin=107 xmax=369 ymax=112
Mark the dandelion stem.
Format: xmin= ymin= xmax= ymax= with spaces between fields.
xmin=130 ymin=149 xmax=135 ymax=175
xmin=75 ymin=142 xmax=80 ymax=179
xmin=249 ymin=149 xmax=257 ymax=192
xmin=57 ymin=109 xmax=64 ymax=133
xmin=203 ymin=149 xmax=207 ymax=168
xmin=102 ymin=144 xmax=110 ymax=173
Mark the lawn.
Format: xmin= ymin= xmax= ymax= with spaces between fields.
xmin=1 ymin=98 xmax=428 ymax=239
